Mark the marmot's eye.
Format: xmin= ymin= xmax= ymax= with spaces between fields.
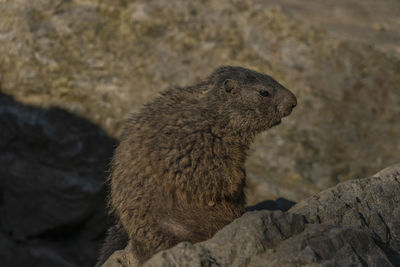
xmin=259 ymin=90 xmax=271 ymax=97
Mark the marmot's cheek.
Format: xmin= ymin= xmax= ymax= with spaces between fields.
xmin=265 ymin=106 xmax=276 ymax=116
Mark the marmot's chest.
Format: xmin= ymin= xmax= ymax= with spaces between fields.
xmin=170 ymin=163 xmax=246 ymax=203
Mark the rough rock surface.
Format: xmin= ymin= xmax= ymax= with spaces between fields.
xmin=0 ymin=0 xmax=399 ymax=203
xmin=103 ymin=164 xmax=400 ymax=266
xmin=105 ymin=211 xmax=306 ymax=267
xmin=290 ymin=163 xmax=400 ymax=252
xmin=0 ymin=93 xmax=115 ymax=266
xmin=249 ymin=224 xmax=394 ymax=267
xmin=102 ymin=242 xmax=140 ymax=267
xmin=259 ymin=0 xmax=400 ymax=58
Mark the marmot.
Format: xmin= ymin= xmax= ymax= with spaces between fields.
xmin=97 ymin=66 xmax=297 ymax=265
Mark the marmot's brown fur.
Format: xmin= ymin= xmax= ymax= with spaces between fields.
xmin=97 ymin=66 xmax=297 ymax=265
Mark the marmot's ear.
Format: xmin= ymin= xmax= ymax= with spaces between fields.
xmin=223 ymin=79 xmax=239 ymax=97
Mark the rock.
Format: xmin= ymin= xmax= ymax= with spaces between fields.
xmin=102 ymin=164 xmax=400 ymax=266
xmin=258 ymin=0 xmax=400 ymax=58
xmin=0 ymin=93 xmax=115 ymax=266
xmin=102 ymin=211 xmax=306 ymax=267
xmin=1 ymin=0 xmax=399 ymax=203
xmin=290 ymin=163 xmax=400 ymax=251
xmin=145 ymin=211 xmax=306 ymax=267
xmin=373 ymin=163 xmax=400 ymax=179
xmin=249 ymin=224 xmax=394 ymax=267
xmin=102 ymin=242 xmax=140 ymax=267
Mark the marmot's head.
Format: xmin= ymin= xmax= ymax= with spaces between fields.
xmin=207 ymin=66 xmax=297 ymax=133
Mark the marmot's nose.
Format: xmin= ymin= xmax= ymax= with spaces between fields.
xmin=288 ymin=92 xmax=297 ymax=108
xmin=279 ymin=97 xmax=297 ymax=117
xmin=287 ymin=93 xmax=297 ymax=112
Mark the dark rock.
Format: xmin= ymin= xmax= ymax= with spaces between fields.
xmin=0 ymin=93 xmax=115 ymax=266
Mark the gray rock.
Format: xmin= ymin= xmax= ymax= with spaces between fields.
xmin=249 ymin=224 xmax=394 ymax=267
xmin=290 ymin=163 xmax=400 ymax=251
xmin=144 ymin=211 xmax=306 ymax=267
xmin=102 ymin=242 xmax=140 ymax=267
xmin=102 ymin=211 xmax=305 ymax=267
xmin=373 ymin=163 xmax=400 ymax=179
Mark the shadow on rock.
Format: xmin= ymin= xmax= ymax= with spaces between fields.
xmin=246 ymin=197 xmax=296 ymax=212
xmin=0 ymin=92 xmax=116 ymax=267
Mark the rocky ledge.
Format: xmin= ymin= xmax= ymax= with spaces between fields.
xmin=103 ymin=164 xmax=400 ymax=266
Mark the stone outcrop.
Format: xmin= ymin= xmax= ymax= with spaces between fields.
xmin=290 ymin=163 xmax=400 ymax=252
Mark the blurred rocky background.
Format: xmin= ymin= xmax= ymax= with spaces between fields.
xmin=0 ymin=0 xmax=399 ymax=266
